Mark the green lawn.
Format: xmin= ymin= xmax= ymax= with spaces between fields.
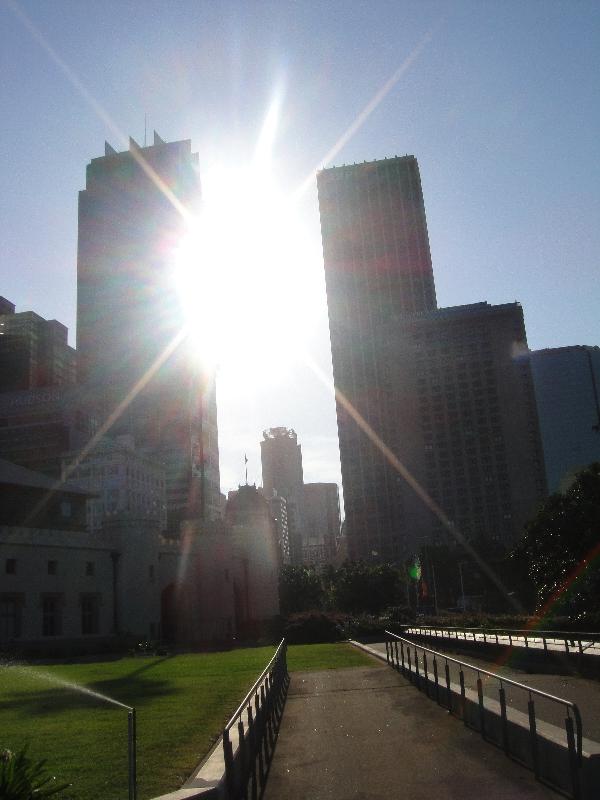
xmin=1 ymin=643 xmax=373 ymax=799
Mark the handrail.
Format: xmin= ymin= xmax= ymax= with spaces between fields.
xmin=224 ymin=638 xmax=287 ymax=732
xmin=384 ymin=630 xmax=583 ymax=798
xmin=406 ymin=625 xmax=600 ymax=640
xmin=387 ymin=631 xmax=583 ymax=714
xmin=222 ymin=639 xmax=289 ymax=800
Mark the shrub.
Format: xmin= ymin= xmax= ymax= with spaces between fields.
xmin=284 ymin=612 xmax=347 ymax=644
xmin=0 ymin=747 xmax=69 ymax=799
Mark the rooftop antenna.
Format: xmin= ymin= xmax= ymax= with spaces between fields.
xmin=244 ymin=453 xmax=248 ymax=485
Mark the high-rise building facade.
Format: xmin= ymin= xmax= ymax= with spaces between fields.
xmin=0 ymin=298 xmax=76 ymax=392
xmin=318 ymin=157 xmax=545 ymax=561
xmin=260 ymin=427 xmax=304 ymax=563
xmin=76 ymin=135 xmax=220 ymax=532
xmin=0 ymin=386 xmax=97 ymax=478
xmin=530 ymin=346 xmax=600 ymax=492
xmin=302 ymin=482 xmax=341 ymax=565
xmin=391 ymin=302 xmax=546 ymax=551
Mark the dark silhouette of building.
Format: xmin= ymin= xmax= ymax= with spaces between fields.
xmin=0 ymin=386 xmax=97 ymax=478
xmin=260 ymin=427 xmax=304 ymax=563
xmin=530 ymin=346 xmax=600 ymax=492
xmin=317 ymin=157 xmax=545 ymax=562
xmin=76 ymin=134 xmax=220 ymax=532
xmin=302 ymin=482 xmax=341 ymax=565
xmin=0 ymin=298 xmax=76 ymax=392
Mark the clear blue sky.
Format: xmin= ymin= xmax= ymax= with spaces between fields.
xmin=1 ymin=1 xmax=599 ymax=497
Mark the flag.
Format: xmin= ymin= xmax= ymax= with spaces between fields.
xmin=408 ymin=557 xmax=421 ymax=581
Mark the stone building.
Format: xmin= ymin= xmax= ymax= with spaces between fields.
xmin=61 ymin=434 xmax=167 ymax=534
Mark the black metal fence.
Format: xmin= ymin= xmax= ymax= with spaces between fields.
xmin=404 ymin=625 xmax=600 ymax=657
xmin=222 ymin=639 xmax=289 ymax=800
xmin=385 ymin=630 xmax=583 ymax=799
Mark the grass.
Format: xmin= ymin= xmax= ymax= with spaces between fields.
xmin=1 ymin=642 xmax=373 ymax=799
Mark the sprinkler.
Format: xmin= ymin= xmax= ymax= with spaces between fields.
xmin=127 ymin=707 xmax=137 ymax=800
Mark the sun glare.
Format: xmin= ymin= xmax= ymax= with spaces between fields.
xmin=173 ymin=106 xmax=317 ymax=389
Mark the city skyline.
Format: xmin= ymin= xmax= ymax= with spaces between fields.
xmin=2 ymin=1 xmax=599 ymax=497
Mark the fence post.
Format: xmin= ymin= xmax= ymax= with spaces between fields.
xmin=247 ymin=705 xmax=258 ymax=800
xmin=499 ymin=685 xmax=509 ymax=755
xmin=459 ymin=669 xmax=466 ymax=724
xmin=414 ymin=646 xmax=421 ymax=690
xmin=528 ymin=697 xmax=540 ymax=779
xmin=477 ymin=676 xmax=485 ymax=739
xmin=223 ymin=728 xmax=235 ymax=798
xmin=445 ymin=662 xmax=452 ymax=711
xmin=238 ymin=718 xmax=247 ymax=798
xmin=433 ymin=656 xmax=440 ymax=705
xmin=256 ymin=690 xmax=265 ymax=788
xmin=565 ymin=715 xmax=582 ymax=800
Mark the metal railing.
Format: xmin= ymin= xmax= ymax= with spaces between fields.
xmin=384 ymin=631 xmax=583 ymax=799
xmin=222 ymin=639 xmax=289 ymax=800
xmin=404 ymin=625 xmax=600 ymax=656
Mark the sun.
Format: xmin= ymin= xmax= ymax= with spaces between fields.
xmin=172 ymin=105 xmax=318 ymax=389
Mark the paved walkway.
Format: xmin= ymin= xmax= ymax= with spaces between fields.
xmin=404 ymin=628 xmax=600 ymax=657
xmin=263 ymin=658 xmax=557 ymax=800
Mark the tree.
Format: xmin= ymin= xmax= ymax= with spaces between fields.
xmin=278 ymin=565 xmax=323 ymax=615
xmin=333 ymin=561 xmax=404 ymax=614
xmin=516 ymin=463 xmax=600 ymax=616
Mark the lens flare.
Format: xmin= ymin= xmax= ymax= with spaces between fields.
xmin=172 ymin=102 xmax=318 ymax=388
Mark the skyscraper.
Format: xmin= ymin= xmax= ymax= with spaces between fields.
xmin=76 ymin=134 xmax=220 ymax=532
xmin=530 ymin=346 xmax=600 ymax=492
xmin=318 ymin=157 xmax=545 ymax=561
xmin=0 ymin=297 xmax=76 ymax=392
xmin=302 ymin=482 xmax=341 ymax=565
xmin=260 ymin=427 xmax=304 ymax=563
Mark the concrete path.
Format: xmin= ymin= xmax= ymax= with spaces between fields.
xmin=404 ymin=628 xmax=600 ymax=657
xmin=263 ymin=659 xmax=557 ymax=799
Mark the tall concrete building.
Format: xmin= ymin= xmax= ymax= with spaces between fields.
xmin=76 ymin=134 xmax=220 ymax=532
xmin=302 ymin=482 xmax=341 ymax=565
xmin=0 ymin=298 xmax=76 ymax=392
xmin=260 ymin=427 xmax=304 ymax=563
xmin=317 ymin=157 xmax=545 ymax=562
xmin=530 ymin=346 xmax=600 ymax=492
xmin=0 ymin=386 xmax=97 ymax=479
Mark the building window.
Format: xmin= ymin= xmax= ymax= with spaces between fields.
xmin=85 ymin=561 xmax=95 ymax=576
xmin=48 ymin=560 xmax=57 ymax=575
xmin=42 ymin=596 xmax=63 ymax=637
xmin=60 ymin=501 xmax=72 ymax=518
xmin=0 ymin=595 xmax=22 ymax=641
xmin=81 ymin=595 xmax=99 ymax=636
xmin=5 ymin=559 xmax=16 ymax=575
